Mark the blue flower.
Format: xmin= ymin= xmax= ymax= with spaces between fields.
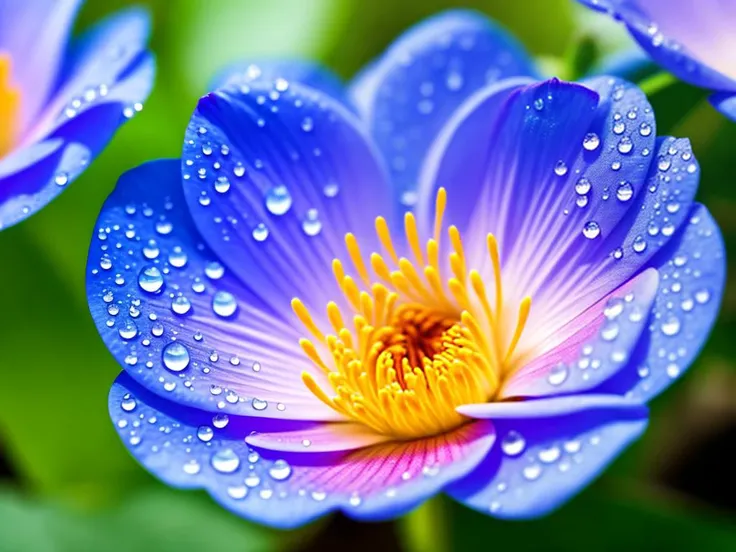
xmin=578 ymin=0 xmax=736 ymax=120
xmin=88 ymin=11 xmax=724 ymax=529
xmin=0 ymin=0 xmax=154 ymax=230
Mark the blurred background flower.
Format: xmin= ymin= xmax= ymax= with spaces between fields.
xmin=0 ymin=0 xmax=153 ymax=229
xmin=0 ymin=1 xmax=735 ymax=551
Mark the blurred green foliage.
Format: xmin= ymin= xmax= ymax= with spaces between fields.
xmin=0 ymin=1 xmax=734 ymax=551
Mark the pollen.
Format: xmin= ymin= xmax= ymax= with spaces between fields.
xmin=294 ymin=188 xmax=532 ymax=440
xmin=0 ymin=53 xmax=21 ymax=158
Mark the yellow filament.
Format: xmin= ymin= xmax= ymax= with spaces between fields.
xmin=293 ymin=188 xmax=532 ymax=440
xmin=0 ymin=54 xmax=21 ymax=158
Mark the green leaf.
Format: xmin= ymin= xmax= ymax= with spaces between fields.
xmin=446 ymin=484 xmax=736 ymax=552
xmin=0 ymin=487 xmax=283 ymax=552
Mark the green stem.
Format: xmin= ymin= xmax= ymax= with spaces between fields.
xmin=398 ymin=497 xmax=449 ymax=552
xmin=639 ymin=72 xmax=678 ymax=96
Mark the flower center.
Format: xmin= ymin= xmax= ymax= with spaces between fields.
xmin=0 ymin=53 xmax=20 ymax=158
xmin=293 ymin=189 xmax=532 ymax=440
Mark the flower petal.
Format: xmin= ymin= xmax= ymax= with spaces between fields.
xmin=457 ymin=393 xmax=641 ymax=419
xmin=0 ymin=9 xmax=154 ymax=230
xmin=501 ymin=268 xmax=659 ymax=399
xmin=448 ymin=395 xmax=648 ymax=518
xmin=348 ymin=9 xmax=536 ymax=211
xmin=209 ymin=60 xmax=346 ymax=105
xmin=420 ymin=78 xmax=662 ymax=349
xmin=246 ymin=423 xmax=391 ymax=453
xmin=0 ymin=0 xmax=82 ymax=128
xmin=709 ymin=90 xmax=736 ymax=122
xmin=597 ymin=204 xmax=725 ymax=402
xmin=110 ymin=373 xmax=495 ymax=529
xmin=578 ymin=0 xmax=736 ymax=90
xmin=180 ymin=81 xmax=391 ymax=320
xmin=87 ymin=159 xmax=340 ymax=420
xmin=24 ymin=7 xmax=154 ymax=145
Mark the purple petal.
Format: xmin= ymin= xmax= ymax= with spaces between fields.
xmin=180 ymin=81 xmax=391 ymax=320
xmin=578 ymin=0 xmax=736 ymax=91
xmin=0 ymin=8 xmax=154 ymax=230
xmin=0 ymin=0 xmax=82 ymax=128
xmin=87 ymin=160 xmax=339 ymax=421
xmin=596 ymin=204 xmax=725 ymax=402
xmin=246 ymin=423 xmax=391 ymax=453
xmin=457 ymin=393 xmax=641 ymax=419
xmin=209 ymin=60 xmax=346 ymax=106
xmin=501 ymin=269 xmax=659 ymax=399
xmin=110 ymin=373 xmax=495 ymax=528
xmin=348 ymin=9 xmax=536 ymax=211
xmin=448 ymin=395 xmax=648 ymax=518
xmin=419 ymin=78 xmax=663 ymax=352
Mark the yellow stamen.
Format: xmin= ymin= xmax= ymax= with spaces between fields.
xmin=293 ymin=189 xmax=532 ymax=440
xmin=0 ymin=54 xmax=21 ymax=158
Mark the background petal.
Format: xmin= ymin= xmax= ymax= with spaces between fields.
xmin=448 ymin=396 xmax=648 ymax=518
xmin=0 ymin=0 xmax=82 ymax=128
xmin=0 ymin=8 xmax=154 ymax=230
xmin=110 ymin=373 xmax=495 ymax=529
xmin=180 ymin=81 xmax=392 ymax=321
xmin=349 ymin=9 xmax=537 ymax=212
xmin=709 ymin=91 xmax=736 ymax=122
xmin=87 ymin=159 xmax=340 ymax=420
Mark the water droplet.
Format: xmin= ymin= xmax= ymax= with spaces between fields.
xmin=639 ymin=122 xmax=652 ymax=136
xmin=616 ymin=181 xmax=633 ymax=202
xmin=211 ymin=449 xmax=241 ymax=473
xmin=617 ymin=137 xmax=633 ymax=154
xmin=301 ymin=117 xmax=314 ymax=132
xmin=252 ymin=223 xmax=269 ymax=241
xmin=212 ymin=291 xmax=237 ymax=317
xmin=301 ymin=208 xmax=322 ymax=236
xmin=661 ymin=316 xmax=681 ymax=336
xmin=632 ymin=236 xmax=647 ymax=253
xmin=118 ymin=322 xmax=138 ymax=340
xmin=604 ymin=297 xmax=624 ymax=319
xmin=138 ymin=266 xmax=163 ymax=293
xmin=582 ymin=221 xmax=600 ymax=239
xmin=695 ymin=289 xmax=711 ymax=304
xmin=554 ymin=160 xmax=568 ymax=176
xmin=601 ymin=321 xmax=620 ymax=341
xmin=538 ymin=446 xmax=561 ymax=463
xmin=54 ymin=172 xmax=69 ymax=186
xmin=215 ymin=176 xmax=231 ymax=194
xmin=121 ymin=394 xmax=137 ymax=412
xmin=501 ymin=431 xmax=526 ymax=456
xmin=265 ymin=186 xmax=292 ymax=215
xmin=171 ymin=296 xmax=192 ymax=315
xmin=575 ymin=177 xmax=591 ymax=195
xmin=582 ymin=133 xmax=600 ymax=151
xmin=162 ymin=342 xmax=190 ymax=372
xmin=228 ymin=485 xmax=248 ymax=500
xmin=183 ymin=460 xmax=201 ymax=475
xmin=197 ymin=426 xmax=214 ymax=442
xmin=268 ymin=459 xmax=292 ymax=481
xmin=523 ymin=464 xmax=542 ymax=481
xmin=548 ymin=363 xmax=568 ymax=386
xmin=212 ymin=414 xmax=229 ymax=429
xmin=251 ymin=397 xmax=268 ymax=411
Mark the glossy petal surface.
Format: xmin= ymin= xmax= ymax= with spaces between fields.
xmin=181 ymin=81 xmax=391 ymax=321
xmin=87 ymin=160 xmax=339 ymax=420
xmin=449 ymin=396 xmax=648 ymax=518
xmin=110 ymin=374 xmax=495 ymax=529
xmin=598 ymin=204 xmax=725 ymax=402
xmin=349 ymin=9 xmax=536 ymax=211
xmin=209 ymin=60 xmax=346 ymax=106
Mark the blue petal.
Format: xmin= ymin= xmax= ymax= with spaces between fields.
xmin=0 ymin=0 xmax=82 ymax=127
xmin=110 ymin=373 xmax=495 ymax=529
xmin=180 ymin=81 xmax=391 ymax=318
xmin=448 ymin=395 xmax=648 ymax=519
xmin=709 ymin=91 xmax=736 ymax=122
xmin=0 ymin=8 xmax=154 ymax=230
xmin=87 ymin=160 xmax=341 ymax=421
xmin=420 ymin=78 xmax=662 ymax=343
xmin=348 ymin=9 xmax=537 ymax=211
xmin=209 ymin=60 xmax=346 ymax=106
xmin=577 ymin=0 xmax=736 ymax=92
xmin=597 ymin=204 xmax=725 ymax=402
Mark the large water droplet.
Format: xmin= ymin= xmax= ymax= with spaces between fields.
xmin=501 ymin=431 xmax=526 ymax=456
xmin=171 ymin=296 xmax=192 ymax=315
xmin=211 ymin=449 xmax=241 ymax=473
xmin=582 ymin=133 xmax=600 ymax=151
xmin=582 ymin=221 xmax=600 ymax=239
xmin=162 ymin=342 xmax=190 ymax=372
xmin=138 ymin=266 xmax=163 ymax=293
xmin=197 ymin=426 xmax=214 ymax=442
xmin=212 ymin=291 xmax=237 ymax=317
xmin=265 ymin=186 xmax=292 ymax=215
xmin=268 ymin=459 xmax=292 ymax=481
xmin=616 ymin=181 xmax=633 ymax=202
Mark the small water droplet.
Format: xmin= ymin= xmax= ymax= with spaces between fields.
xmin=212 ymin=291 xmax=237 ymax=317
xmin=268 ymin=459 xmax=292 ymax=481
xmin=162 ymin=342 xmax=190 ymax=372
xmin=582 ymin=133 xmax=600 ymax=151
xmin=138 ymin=266 xmax=163 ymax=293
xmin=211 ymin=449 xmax=241 ymax=473
xmin=197 ymin=426 xmax=214 ymax=442
xmin=265 ymin=185 xmax=292 ymax=215
xmin=501 ymin=431 xmax=526 ymax=456
xmin=582 ymin=221 xmax=600 ymax=239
